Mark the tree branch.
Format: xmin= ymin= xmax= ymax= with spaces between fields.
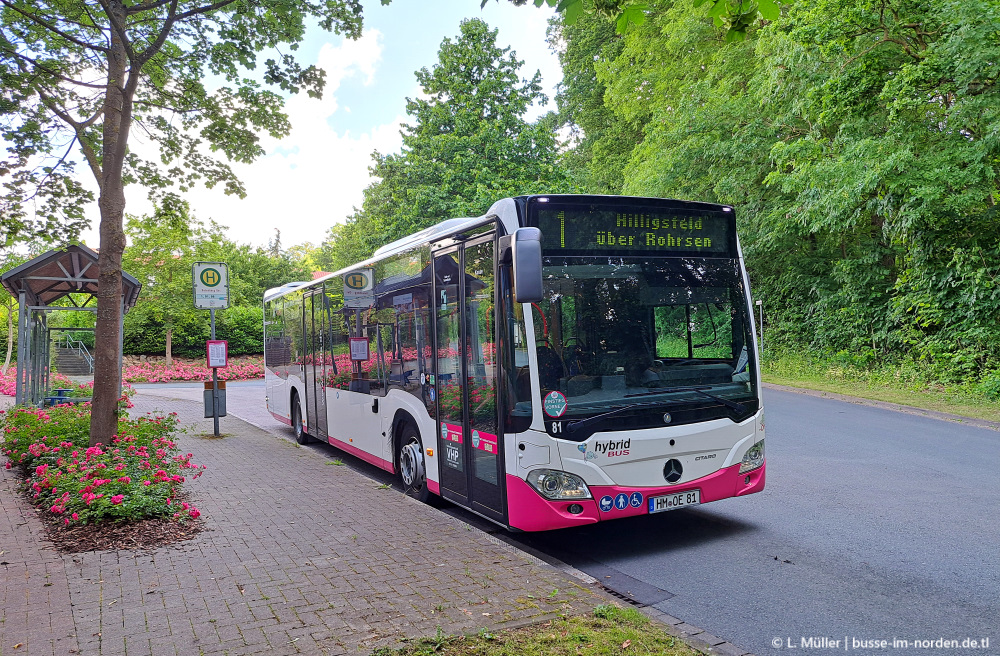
xmin=94 ymin=0 xmax=135 ymax=59
xmin=0 ymin=45 xmax=108 ymax=90
xmin=125 ymin=0 xmax=173 ymax=14
xmin=134 ymin=0 xmax=241 ymax=68
xmin=0 ymin=0 xmax=109 ymax=53
xmin=133 ymin=0 xmax=179 ymax=66
xmin=35 ymin=137 xmax=81 ymax=193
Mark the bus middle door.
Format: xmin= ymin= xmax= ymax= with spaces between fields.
xmin=433 ymin=236 xmax=505 ymax=524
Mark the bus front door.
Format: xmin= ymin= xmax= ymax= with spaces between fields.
xmin=433 ymin=237 xmax=505 ymax=524
xmin=303 ymin=290 xmax=328 ymax=441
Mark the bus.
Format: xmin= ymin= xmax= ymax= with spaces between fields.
xmin=263 ymin=195 xmax=765 ymax=531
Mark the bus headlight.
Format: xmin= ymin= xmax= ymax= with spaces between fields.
xmin=739 ymin=440 xmax=764 ymax=474
xmin=526 ymin=469 xmax=592 ymax=500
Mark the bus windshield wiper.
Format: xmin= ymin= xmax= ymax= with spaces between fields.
xmin=565 ymin=402 xmax=660 ymax=436
xmin=625 ymin=386 xmax=748 ymax=415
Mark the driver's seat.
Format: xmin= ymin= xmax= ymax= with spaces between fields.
xmin=535 ymin=345 xmax=563 ymax=391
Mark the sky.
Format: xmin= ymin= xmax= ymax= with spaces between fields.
xmin=76 ymin=0 xmax=564 ymax=252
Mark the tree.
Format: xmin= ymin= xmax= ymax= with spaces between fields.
xmin=123 ymin=198 xmax=212 ymax=366
xmin=0 ymin=0 xmax=369 ymax=445
xmin=332 ymin=18 xmax=573 ymax=264
xmin=124 ymin=199 xmax=312 ymax=359
xmin=553 ymin=0 xmax=1000 ymax=381
xmin=499 ymin=0 xmax=781 ymax=41
xmin=546 ymin=12 xmax=638 ymax=193
xmin=223 ymin=239 xmax=313 ymax=306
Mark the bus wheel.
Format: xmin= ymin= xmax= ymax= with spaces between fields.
xmin=399 ymin=423 xmax=431 ymax=503
xmin=292 ymin=393 xmax=311 ymax=445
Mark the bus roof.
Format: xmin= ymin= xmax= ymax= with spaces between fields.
xmin=263 ymin=281 xmax=311 ymax=303
xmin=371 ymin=215 xmax=494 ymax=259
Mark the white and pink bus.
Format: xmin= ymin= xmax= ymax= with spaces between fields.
xmin=264 ymin=195 xmax=765 ymax=531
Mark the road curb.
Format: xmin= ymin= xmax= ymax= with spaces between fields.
xmin=763 ymin=383 xmax=1000 ymax=431
xmin=639 ymin=607 xmax=755 ymax=656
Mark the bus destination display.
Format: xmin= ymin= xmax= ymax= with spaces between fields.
xmin=537 ymin=208 xmax=733 ymax=256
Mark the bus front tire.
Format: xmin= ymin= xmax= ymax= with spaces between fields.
xmin=398 ymin=423 xmax=432 ymax=504
xmin=292 ymin=394 xmax=311 ymax=445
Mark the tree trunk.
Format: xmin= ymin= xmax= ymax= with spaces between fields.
xmin=89 ymin=0 xmax=131 ymax=446
xmin=165 ymin=326 xmax=173 ymax=367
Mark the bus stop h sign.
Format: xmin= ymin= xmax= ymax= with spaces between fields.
xmin=193 ymin=262 xmax=230 ymax=309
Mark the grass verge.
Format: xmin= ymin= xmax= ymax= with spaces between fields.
xmin=761 ymin=352 xmax=1000 ymax=424
xmin=372 ymin=605 xmax=701 ymax=656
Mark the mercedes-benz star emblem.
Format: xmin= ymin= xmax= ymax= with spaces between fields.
xmin=663 ymin=459 xmax=683 ymax=484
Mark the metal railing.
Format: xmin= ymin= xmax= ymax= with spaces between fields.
xmin=55 ymin=334 xmax=95 ymax=373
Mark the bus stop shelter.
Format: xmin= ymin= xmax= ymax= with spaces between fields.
xmin=1 ymin=244 xmax=141 ymax=406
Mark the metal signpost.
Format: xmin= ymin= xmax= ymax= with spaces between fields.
xmin=194 ymin=262 xmax=229 ymax=436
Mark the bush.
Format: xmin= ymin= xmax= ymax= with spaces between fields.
xmin=1 ymin=404 xmax=204 ymax=526
xmin=215 ymin=305 xmax=264 ymax=355
xmin=123 ymin=304 xmax=264 ymax=357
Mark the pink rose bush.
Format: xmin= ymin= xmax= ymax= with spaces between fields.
xmin=1 ymin=404 xmax=204 ymax=526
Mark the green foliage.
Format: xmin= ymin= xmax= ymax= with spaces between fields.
xmin=504 ymin=0 xmax=778 ymax=40
xmin=548 ymin=13 xmax=636 ymax=193
xmin=216 ymin=306 xmax=265 ymax=355
xmin=553 ymin=0 xmax=1000 ymax=385
xmin=325 ymin=18 xmax=574 ymax=265
xmin=122 ymin=200 xmax=307 ymax=356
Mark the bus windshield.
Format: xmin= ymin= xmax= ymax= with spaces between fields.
xmin=530 ymin=256 xmax=757 ymax=430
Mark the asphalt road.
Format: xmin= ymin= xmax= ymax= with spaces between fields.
xmin=137 ymin=382 xmax=999 ymax=655
xmin=510 ymin=388 xmax=1000 ymax=655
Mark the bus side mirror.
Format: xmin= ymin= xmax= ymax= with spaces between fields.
xmin=511 ymin=227 xmax=543 ymax=304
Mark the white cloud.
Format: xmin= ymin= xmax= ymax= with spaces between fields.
xmin=80 ymin=28 xmax=402 ymax=250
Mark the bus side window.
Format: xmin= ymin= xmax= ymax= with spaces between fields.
xmin=393 ymin=291 xmax=427 ymax=395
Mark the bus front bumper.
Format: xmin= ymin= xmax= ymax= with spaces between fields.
xmin=506 ymin=460 xmax=765 ymax=532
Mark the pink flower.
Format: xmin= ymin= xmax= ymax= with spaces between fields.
xmin=71 ymin=513 xmax=78 ymax=520
xmin=188 ymin=508 xmax=200 ymax=519
xmin=111 ymin=495 xmax=124 ymax=505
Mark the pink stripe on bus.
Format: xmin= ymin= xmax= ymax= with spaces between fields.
xmin=270 ymin=412 xmax=292 ymax=427
xmin=326 ymin=435 xmax=395 ymax=474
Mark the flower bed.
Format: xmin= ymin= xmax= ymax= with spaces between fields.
xmin=1 ymin=404 xmax=204 ymax=528
xmin=122 ymin=357 xmax=264 ymax=383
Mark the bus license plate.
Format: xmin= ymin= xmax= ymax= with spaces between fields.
xmin=649 ymin=490 xmax=701 ymax=513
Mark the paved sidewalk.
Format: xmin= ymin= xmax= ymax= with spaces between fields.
xmin=1 ymin=390 xmax=609 ymax=656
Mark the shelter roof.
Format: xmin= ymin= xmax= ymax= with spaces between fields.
xmin=1 ymin=244 xmax=141 ymax=311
